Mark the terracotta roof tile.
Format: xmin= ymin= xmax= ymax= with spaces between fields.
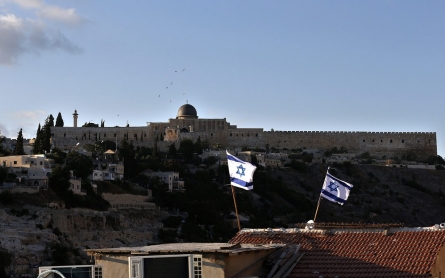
xmin=230 ymin=227 xmax=445 ymax=277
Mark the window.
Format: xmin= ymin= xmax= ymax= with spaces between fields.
xmin=64 ymin=133 xmax=66 ymax=137
xmin=230 ymin=133 xmax=232 ymax=137
xmin=211 ymin=133 xmax=213 ymax=136
xmin=256 ymin=133 xmax=258 ymax=137
xmin=372 ymin=139 xmax=374 ymax=142
xmin=402 ymin=139 xmax=404 ymax=143
xmin=94 ymin=266 xmax=102 ymax=278
xmin=40 ymin=161 xmax=43 ymax=165
xmin=114 ymin=133 xmax=117 ymax=137
xmin=104 ymin=134 xmax=106 ymax=137
xmin=363 ymin=140 xmax=365 ymax=142
xmin=390 ymin=139 xmax=393 ymax=143
xmin=13 ymin=161 xmax=17 ymax=165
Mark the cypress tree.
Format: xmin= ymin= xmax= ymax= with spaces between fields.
xmin=48 ymin=114 xmax=54 ymax=127
xmin=41 ymin=117 xmax=52 ymax=153
xmin=13 ymin=129 xmax=25 ymax=155
xmin=55 ymin=112 xmax=64 ymax=127
xmin=33 ymin=124 xmax=42 ymax=154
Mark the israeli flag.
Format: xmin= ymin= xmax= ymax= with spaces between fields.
xmin=321 ymin=173 xmax=353 ymax=205
xmin=227 ymin=151 xmax=257 ymax=190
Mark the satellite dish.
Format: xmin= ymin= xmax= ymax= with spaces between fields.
xmin=306 ymin=220 xmax=315 ymax=230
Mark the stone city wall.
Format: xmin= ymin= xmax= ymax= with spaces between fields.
xmin=51 ymin=126 xmax=437 ymax=161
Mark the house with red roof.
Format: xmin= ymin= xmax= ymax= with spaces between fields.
xmin=229 ymin=222 xmax=445 ymax=278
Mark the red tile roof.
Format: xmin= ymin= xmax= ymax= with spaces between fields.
xmin=229 ymin=225 xmax=445 ymax=278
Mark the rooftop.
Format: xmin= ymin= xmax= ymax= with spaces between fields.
xmin=229 ymin=223 xmax=445 ymax=278
xmin=85 ymin=242 xmax=284 ymax=256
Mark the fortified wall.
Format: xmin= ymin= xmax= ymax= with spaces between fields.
xmin=51 ymin=104 xmax=437 ymax=161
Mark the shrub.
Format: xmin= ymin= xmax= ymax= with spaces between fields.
xmin=0 ymin=190 xmax=14 ymax=204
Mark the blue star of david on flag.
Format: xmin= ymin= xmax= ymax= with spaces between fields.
xmin=227 ymin=151 xmax=257 ymax=190
xmin=236 ymin=164 xmax=246 ymax=177
xmin=327 ymin=181 xmax=339 ymax=192
xmin=320 ymin=172 xmax=354 ymax=205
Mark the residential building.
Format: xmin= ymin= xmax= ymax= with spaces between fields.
xmin=0 ymin=154 xmax=53 ymax=170
xmin=143 ymin=170 xmax=184 ymax=192
xmin=83 ymin=243 xmax=283 ymax=278
xmin=229 ymin=223 xmax=445 ymax=277
xmin=69 ymin=178 xmax=85 ymax=195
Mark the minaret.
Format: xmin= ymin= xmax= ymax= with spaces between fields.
xmin=73 ymin=110 xmax=78 ymax=127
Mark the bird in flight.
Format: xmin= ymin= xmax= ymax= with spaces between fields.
xmin=182 ymin=68 xmax=185 ymax=72
xmin=166 ymin=86 xmax=168 ymax=89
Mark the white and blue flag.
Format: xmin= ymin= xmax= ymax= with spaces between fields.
xmin=227 ymin=151 xmax=257 ymax=190
xmin=320 ymin=172 xmax=353 ymax=205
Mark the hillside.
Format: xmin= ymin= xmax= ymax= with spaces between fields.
xmin=266 ymin=163 xmax=445 ymax=227
xmin=0 ymin=162 xmax=445 ymax=276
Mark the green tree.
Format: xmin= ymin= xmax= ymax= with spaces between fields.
xmin=179 ymin=139 xmax=195 ymax=161
xmin=55 ymin=112 xmax=64 ymax=127
xmin=33 ymin=123 xmax=42 ymax=154
xmin=39 ymin=117 xmax=51 ymax=153
xmin=82 ymin=122 xmax=99 ymax=127
xmin=0 ymin=144 xmax=9 ymax=156
xmin=119 ymin=138 xmax=136 ymax=178
xmin=46 ymin=147 xmax=67 ymax=164
xmin=168 ymin=143 xmax=177 ymax=156
xmin=13 ymin=128 xmax=26 ymax=155
xmin=66 ymin=151 xmax=94 ymax=179
xmin=48 ymin=114 xmax=54 ymax=127
xmin=49 ymin=165 xmax=71 ymax=194
xmin=194 ymin=136 xmax=203 ymax=154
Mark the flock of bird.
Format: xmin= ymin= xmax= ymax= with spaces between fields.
xmin=159 ymin=68 xmax=187 ymax=102
xmin=116 ymin=68 xmax=187 ymax=126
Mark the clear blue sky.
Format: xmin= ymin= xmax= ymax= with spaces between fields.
xmin=1 ymin=1 xmax=444 ymax=156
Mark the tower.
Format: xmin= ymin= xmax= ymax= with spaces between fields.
xmin=73 ymin=110 xmax=78 ymax=127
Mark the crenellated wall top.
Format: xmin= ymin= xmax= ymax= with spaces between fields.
xmin=263 ymin=130 xmax=436 ymax=135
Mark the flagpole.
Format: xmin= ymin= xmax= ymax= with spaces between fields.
xmin=313 ymin=193 xmax=322 ymax=222
xmin=231 ymin=184 xmax=241 ymax=231
xmin=314 ymin=166 xmax=330 ymax=222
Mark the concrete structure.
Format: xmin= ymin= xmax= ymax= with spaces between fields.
xmin=0 ymin=154 xmax=53 ymax=187
xmin=0 ymin=154 xmax=53 ymax=169
xmin=142 ymin=170 xmax=185 ymax=192
xmin=51 ymin=104 xmax=437 ymax=161
xmin=69 ymin=178 xmax=85 ymax=195
xmin=73 ymin=109 xmax=78 ymax=128
xmin=102 ymin=193 xmax=155 ymax=211
xmin=84 ymin=242 xmax=283 ymax=278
